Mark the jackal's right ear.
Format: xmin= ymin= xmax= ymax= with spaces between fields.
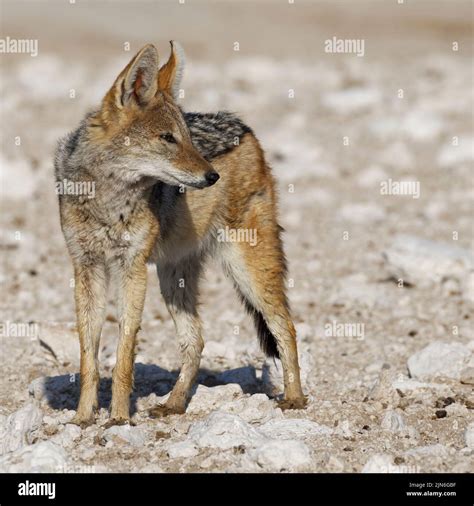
xmin=158 ymin=41 xmax=185 ymax=100
xmin=102 ymin=44 xmax=159 ymax=119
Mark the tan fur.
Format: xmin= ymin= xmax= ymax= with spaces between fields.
xmin=57 ymin=44 xmax=306 ymax=427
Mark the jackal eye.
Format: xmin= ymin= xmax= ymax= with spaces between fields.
xmin=160 ymin=133 xmax=177 ymax=144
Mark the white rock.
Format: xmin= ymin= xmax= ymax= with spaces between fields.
xmin=199 ymin=456 xmax=216 ymax=469
xmin=362 ymin=454 xmax=395 ymax=473
xmin=381 ymin=410 xmax=407 ymax=433
xmin=405 ymin=444 xmax=450 ymax=458
xmin=0 ymin=403 xmax=43 ymax=455
xmin=187 ymin=384 xmax=244 ymax=414
xmin=445 ymin=403 xmax=468 ymax=417
xmin=407 ymin=341 xmax=472 ymax=381
xmin=58 ymin=410 xmax=76 ymax=425
xmin=326 ymin=455 xmax=345 ymax=472
xmin=383 ymin=235 xmax=473 ymax=290
xmin=464 ymin=422 xmax=474 ymax=449
xmin=221 ymin=394 xmax=281 ymax=424
xmin=0 ymin=441 xmax=68 ymax=472
xmin=80 ymin=448 xmax=96 ymax=461
xmin=391 ymin=376 xmax=453 ymax=395
xmin=42 ymin=415 xmax=58 ymax=427
xmin=188 ymin=412 xmax=268 ymax=450
xmin=460 ymin=367 xmax=474 ymax=385
xmin=50 ymin=424 xmax=82 ymax=448
xmin=104 ymin=425 xmax=147 ymax=447
xmin=368 ymin=370 xmax=399 ymax=406
xmin=250 ymin=439 xmax=312 ymax=471
xmin=167 ymin=440 xmax=199 ymax=459
xmin=203 ymin=340 xmax=236 ymax=362
xmin=28 ymin=377 xmax=47 ymax=400
xmin=139 ymin=463 xmax=164 ymax=473
xmin=337 ymin=419 xmax=354 ymax=439
xmin=259 ymin=418 xmax=332 ymax=440
xmin=28 ymin=375 xmax=78 ymax=402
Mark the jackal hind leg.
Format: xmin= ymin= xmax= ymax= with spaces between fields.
xmin=106 ymin=255 xmax=148 ymax=426
xmin=149 ymin=256 xmax=204 ymax=418
xmin=71 ymin=262 xmax=107 ymax=428
xmin=220 ymin=222 xmax=307 ymax=410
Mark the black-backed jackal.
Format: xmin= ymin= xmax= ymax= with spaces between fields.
xmin=55 ymin=43 xmax=307 ymax=427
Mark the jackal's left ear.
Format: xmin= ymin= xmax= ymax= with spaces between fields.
xmin=122 ymin=44 xmax=159 ymax=106
xmin=103 ymin=44 xmax=159 ymax=117
xmin=158 ymin=41 xmax=185 ymax=100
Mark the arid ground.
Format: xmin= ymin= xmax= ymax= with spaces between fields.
xmin=0 ymin=0 xmax=473 ymax=473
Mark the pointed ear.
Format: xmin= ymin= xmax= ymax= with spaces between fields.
xmin=158 ymin=41 xmax=185 ymax=100
xmin=101 ymin=44 xmax=159 ymax=121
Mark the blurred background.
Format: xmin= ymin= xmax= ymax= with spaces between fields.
xmin=0 ymin=0 xmax=473 ymax=473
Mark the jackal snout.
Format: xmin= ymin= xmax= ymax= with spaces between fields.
xmin=169 ymin=138 xmax=219 ymax=188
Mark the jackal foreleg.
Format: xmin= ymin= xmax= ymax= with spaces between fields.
xmin=149 ymin=258 xmax=203 ymax=417
xmin=72 ymin=262 xmax=107 ymax=427
xmin=108 ymin=255 xmax=148 ymax=425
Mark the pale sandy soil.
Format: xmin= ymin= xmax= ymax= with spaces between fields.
xmin=0 ymin=0 xmax=473 ymax=473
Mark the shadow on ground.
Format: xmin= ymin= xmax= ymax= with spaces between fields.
xmin=42 ymin=363 xmax=263 ymax=414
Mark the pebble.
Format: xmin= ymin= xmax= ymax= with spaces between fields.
xmin=407 ymin=342 xmax=471 ymax=381
xmin=361 ymin=454 xmax=395 ymax=473
xmin=381 ymin=410 xmax=407 ymax=432
xmin=103 ymin=424 xmax=147 ymax=447
xmin=383 ymin=235 xmax=472 ymax=292
xmin=0 ymin=441 xmax=68 ymax=472
xmin=167 ymin=441 xmax=199 ymax=459
xmin=249 ymin=439 xmax=312 ymax=472
xmin=50 ymin=424 xmax=82 ymax=448
xmin=0 ymin=403 xmax=43 ymax=455
xmin=187 ymin=384 xmax=244 ymax=414
xmin=188 ymin=412 xmax=268 ymax=450
xmin=259 ymin=418 xmax=332 ymax=440
xmin=464 ymin=422 xmax=474 ymax=449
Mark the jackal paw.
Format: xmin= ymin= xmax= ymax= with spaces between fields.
xmin=277 ymin=396 xmax=308 ymax=411
xmin=70 ymin=414 xmax=96 ymax=429
xmin=103 ymin=417 xmax=133 ymax=429
xmin=149 ymin=404 xmax=186 ymax=418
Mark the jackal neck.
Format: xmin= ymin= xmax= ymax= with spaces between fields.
xmin=90 ymin=173 xmax=155 ymax=225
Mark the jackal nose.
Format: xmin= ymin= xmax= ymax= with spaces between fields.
xmin=205 ymin=171 xmax=220 ymax=186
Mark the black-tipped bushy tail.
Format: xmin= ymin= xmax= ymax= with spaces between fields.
xmin=241 ymin=296 xmax=280 ymax=359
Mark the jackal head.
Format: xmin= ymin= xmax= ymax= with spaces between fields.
xmin=89 ymin=43 xmax=219 ymax=189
